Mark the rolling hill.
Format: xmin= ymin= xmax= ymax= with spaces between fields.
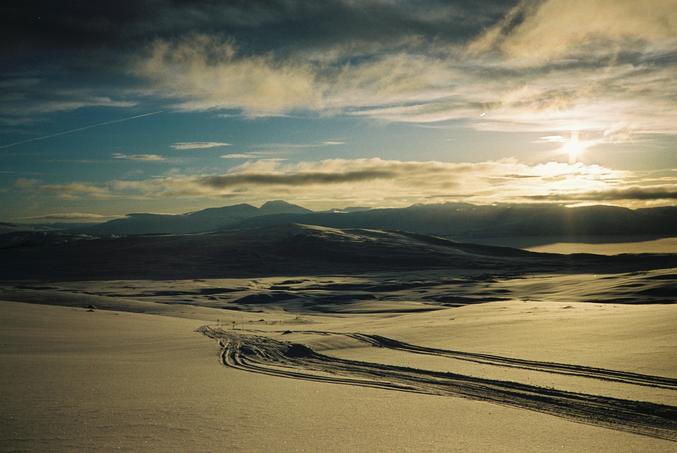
xmin=1 ymin=223 xmax=675 ymax=281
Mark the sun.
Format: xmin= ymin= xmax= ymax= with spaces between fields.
xmin=563 ymin=131 xmax=586 ymax=163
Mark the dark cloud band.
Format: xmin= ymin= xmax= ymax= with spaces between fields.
xmin=199 ymin=170 xmax=395 ymax=188
xmin=528 ymin=187 xmax=677 ymax=202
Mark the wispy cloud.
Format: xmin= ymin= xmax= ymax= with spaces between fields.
xmin=220 ymin=152 xmax=276 ymax=159
xmin=170 ymin=141 xmax=231 ymax=150
xmin=112 ymin=153 xmax=166 ymax=161
xmin=218 ymin=143 xmax=338 ymax=159
xmin=0 ymin=81 xmax=138 ymax=126
xmin=21 ymin=212 xmax=119 ymax=222
xmin=253 ymin=141 xmax=346 ymax=149
xmin=32 ymin=182 xmax=115 ymax=200
xmin=538 ymin=136 xmax=569 ymax=144
xmin=320 ymin=141 xmax=345 ymax=146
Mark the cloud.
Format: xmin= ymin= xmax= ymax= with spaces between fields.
xmin=4 ymin=96 xmax=135 ymax=117
xmin=468 ymin=0 xmax=677 ymax=63
xmin=14 ymin=178 xmax=39 ymax=188
xmin=171 ymin=141 xmax=231 ymax=150
xmin=33 ymin=182 xmax=114 ymax=200
xmin=218 ymin=142 xmax=343 ymax=160
xmin=221 ymin=153 xmax=276 ymax=159
xmin=21 ymin=212 xmax=118 ymax=222
xmin=321 ymin=141 xmax=345 ymax=146
xmin=198 ymin=169 xmax=394 ymax=188
xmin=135 ymin=34 xmax=322 ymax=115
xmin=254 ymin=141 xmax=346 ymax=149
xmin=350 ymin=59 xmax=677 ymax=137
xmin=20 ymin=97 xmax=136 ymax=115
xmin=133 ymin=34 xmax=479 ymax=118
xmin=112 ymin=153 xmax=166 ymax=161
xmin=0 ymin=80 xmax=138 ymax=126
xmin=538 ymin=135 xmax=569 ymax=144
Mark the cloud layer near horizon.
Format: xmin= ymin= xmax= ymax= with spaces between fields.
xmin=15 ymin=158 xmax=676 ymax=212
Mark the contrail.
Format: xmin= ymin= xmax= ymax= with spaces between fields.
xmin=0 ymin=110 xmax=164 ymax=150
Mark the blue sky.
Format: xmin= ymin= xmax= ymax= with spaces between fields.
xmin=1 ymin=1 xmax=676 ymax=222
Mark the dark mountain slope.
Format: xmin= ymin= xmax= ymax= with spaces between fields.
xmin=234 ymin=203 xmax=677 ymax=240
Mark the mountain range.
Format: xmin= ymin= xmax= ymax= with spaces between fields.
xmin=76 ymin=200 xmax=311 ymax=235
xmin=55 ymin=201 xmax=677 ymax=245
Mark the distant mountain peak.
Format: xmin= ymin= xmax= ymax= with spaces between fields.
xmin=261 ymin=200 xmax=293 ymax=207
xmin=259 ymin=200 xmax=311 ymax=214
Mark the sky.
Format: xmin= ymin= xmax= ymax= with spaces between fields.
xmin=1 ymin=0 xmax=676 ymax=222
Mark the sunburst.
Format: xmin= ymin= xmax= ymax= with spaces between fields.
xmin=563 ymin=131 xmax=587 ymax=163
